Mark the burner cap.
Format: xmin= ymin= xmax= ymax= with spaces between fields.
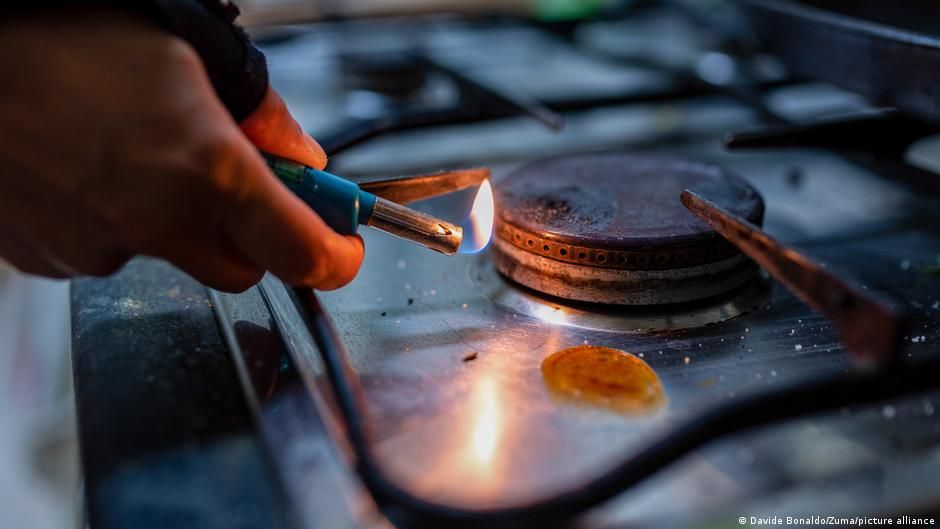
xmin=492 ymin=153 xmax=764 ymax=305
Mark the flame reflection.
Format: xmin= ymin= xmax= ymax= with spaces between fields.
xmin=459 ymin=180 xmax=495 ymax=254
xmin=407 ymin=373 xmax=509 ymax=501
xmin=468 ymin=376 xmax=501 ymax=466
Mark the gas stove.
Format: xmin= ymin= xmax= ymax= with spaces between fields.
xmin=72 ymin=5 xmax=940 ymax=529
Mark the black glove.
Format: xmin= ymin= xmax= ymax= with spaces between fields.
xmin=144 ymin=0 xmax=268 ymax=121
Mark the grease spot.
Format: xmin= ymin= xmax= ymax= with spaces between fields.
xmin=541 ymin=345 xmax=666 ymax=414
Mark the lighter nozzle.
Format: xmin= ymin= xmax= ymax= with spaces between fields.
xmin=366 ymin=197 xmax=463 ymax=255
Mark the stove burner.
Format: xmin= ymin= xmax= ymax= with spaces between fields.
xmin=492 ymin=153 xmax=765 ymax=304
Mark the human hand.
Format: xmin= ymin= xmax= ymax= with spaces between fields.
xmin=0 ymin=9 xmax=363 ymax=292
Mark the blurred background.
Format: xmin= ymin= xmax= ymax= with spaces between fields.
xmin=236 ymin=0 xmax=608 ymax=25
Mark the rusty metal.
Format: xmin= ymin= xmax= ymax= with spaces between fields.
xmin=356 ymin=167 xmax=491 ymax=205
xmin=492 ymin=237 xmax=759 ymax=305
xmin=493 ymin=154 xmax=764 ymax=304
xmin=681 ymin=189 xmax=904 ymax=367
xmin=495 ymin=222 xmax=743 ymax=271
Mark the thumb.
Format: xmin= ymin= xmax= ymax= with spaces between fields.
xmin=239 ymin=87 xmax=328 ymax=169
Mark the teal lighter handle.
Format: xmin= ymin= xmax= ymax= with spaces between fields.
xmin=263 ymin=154 xmax=377 ymax=235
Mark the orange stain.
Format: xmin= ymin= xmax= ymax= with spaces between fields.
xmin=541 ymin=345 xmax=666 ymax=414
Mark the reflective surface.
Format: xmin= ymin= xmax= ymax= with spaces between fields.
xmin=314 ymin=164 xmax=940 ymax=523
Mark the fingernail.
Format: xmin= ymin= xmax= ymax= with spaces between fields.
xmin=304 ymin=135 xmax=328 ymax=169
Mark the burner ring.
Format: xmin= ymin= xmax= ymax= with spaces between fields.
xmin=492 ymin=153 xmax=764 ymax=305
xmin=496 ymin=223 xmax=743 ymax=271
xmin=493 ymin=238 xmax=758 ymax=305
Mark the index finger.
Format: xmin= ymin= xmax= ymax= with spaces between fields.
xmin=239 ymin=87 xmax=327 ymax=170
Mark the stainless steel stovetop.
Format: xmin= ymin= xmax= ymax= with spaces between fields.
xmin=81 ymin=8 xmax=940 ymax=529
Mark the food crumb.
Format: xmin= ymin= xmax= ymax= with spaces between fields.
xmin=900 ymin=259 xmax=911 ymax=270
xmin=463 ymin=352 xmax=479 ymax=362
xmin=462 ymin=303 xmax=469 ymax=309
xmin=381 ymin=312 xmax=387 ymax=317
xmin=408 ymin=298 xmax=415 ymax=305
xmin=794 ymin=344 xmax=803 ymax=350
xmin=683 ymin=356 xmax=690 ymax=365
